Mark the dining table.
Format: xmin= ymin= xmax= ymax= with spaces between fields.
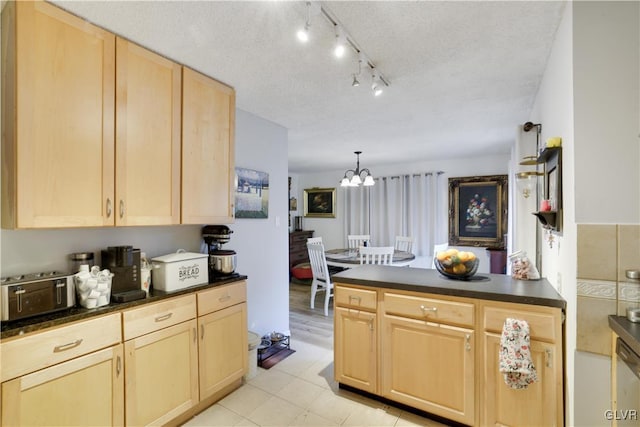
xmin=324 ymin=248 xmax=416 ymax=269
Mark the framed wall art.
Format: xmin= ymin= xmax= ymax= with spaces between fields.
xmin=234 ymin=167 xmax=269 ymax=218
xmin=448 ymin=175 xmax=508 ymax=247
xmin=303 ymin=187 xmax=336 ymax=218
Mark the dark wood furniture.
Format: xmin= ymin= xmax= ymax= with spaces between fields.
xmin=289 ymin=230 xmax=314 ymax=275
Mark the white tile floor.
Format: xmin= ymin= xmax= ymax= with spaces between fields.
xmin=182 ymin=337 xmax=449 ymax=427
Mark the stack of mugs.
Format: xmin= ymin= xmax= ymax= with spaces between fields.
xmin=75 ymin=265 xmax=113 ymax=308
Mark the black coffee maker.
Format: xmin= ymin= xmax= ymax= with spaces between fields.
xmin=101 ymin=245 xmax=145 ymax=302
xmin=202 ymin=225 xmax=238 ymax=282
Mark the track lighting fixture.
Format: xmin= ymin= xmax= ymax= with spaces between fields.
xmin=371 ymin=69 xmax=383 ymax=96
xmin=334 ymin=26 xmax=347 ymax=58
xmin=296 ymin=1 xmax=321 ymax=43
xmin=296 ymin=2 xmax=390 ymax=96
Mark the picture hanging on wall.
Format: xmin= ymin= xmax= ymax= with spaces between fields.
xmin=235 ymin=167 xmax=269 ymax=218
xmin=448 ymin=175 xmax=508 ymax=247
xmin=303 ymin=187 xmax=336 ymax=218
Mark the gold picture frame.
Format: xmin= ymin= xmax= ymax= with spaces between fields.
xmin=448 ymin=175 xmax=508 ymax=247
xmin=303 ymin=188 xmax=336 ymax=218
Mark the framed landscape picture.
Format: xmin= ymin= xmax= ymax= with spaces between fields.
xmin=448 ymin=175 xmax=508 ymax=247
xmin=234 ymin=167 xmax=269 ymax=218
xmin=303 ymin=188 xmax=336 ymax=218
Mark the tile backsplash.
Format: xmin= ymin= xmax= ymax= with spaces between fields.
xmin=577 ymin=224 xmax=640 ymax=356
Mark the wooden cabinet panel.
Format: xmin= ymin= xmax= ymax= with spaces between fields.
xmin=0 ymin=313 xmax=121 ymax=382
xmin=181 ymin=67 xmax=235 ymax=224
xmin=483 ymin=304 xmax=559 ymax=343
xmin=2 ymin=0 xmax=115 ymax=228
xmin=1 ymin=344 xmax=124 ymax=426
xmin=198 ymin=303 xmax=248 ymax=400
xmin=483 ymin=332 xmax=561 ymax=427
xmin=124 ymin=319 xmax=199 ymax=426
xmin=197 ymin=281 xmax=247 ymax=316
xmin=334 ymin=285 xmax=377 ymax=311
xmin=115 ymin=38 xmax=181 ymax=226
xmin=381 ymin=314 xmax=475 ymax=425
xmin=383 ymin=292 xmax=474 ymax=327
xmin=122 ymin=294 xmax=196 ymax=341
xmin=334 ymin=306 xmax=377 ymax=393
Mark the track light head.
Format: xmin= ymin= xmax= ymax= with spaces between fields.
xmin=334 ymin=26 xmax=346 ymax=58
xmin=296 ymin=24 xmax=310 ymax=42
xmin=371 ymin=70 xmax=383 ymax=96
xmin=352 ymin=74 xmax=360 ymax=87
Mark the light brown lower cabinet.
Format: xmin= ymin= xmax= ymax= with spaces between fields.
xmin=333 ymin=283 xmax=565 ymax=427
xmin=1 ymin=344 xmax=124 ymax=426
xmin=124 ymin=320 xmax=199 ymax=426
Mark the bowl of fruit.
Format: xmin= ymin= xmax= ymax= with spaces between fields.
xmin=434 ymin=248 xmax=479 ymax=280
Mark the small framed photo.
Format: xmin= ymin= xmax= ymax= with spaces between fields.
xmin=303 ymin=188 xmax=336 ymax=218
xmin=448 ymin=175 xmax=508 ymax=247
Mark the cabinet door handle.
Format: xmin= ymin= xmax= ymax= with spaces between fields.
xmin=53 ymin=339 xmax=83 ymax=353
xmin=465 ymin=334 xmax=471 ymax=351
xmin=193 ymin=327 xmax=197 ymax=344
xmin=219 ymin=294 xmax=231 ymax=302
xmin=154 ymin=313 xmax=173 ymax=322
xmin=119 ymin=200 xmax=125 ymax=219
xmin=546 ymin=348 xmax=553 ymax=368
xmin=349 ymin=295 xmax=361 ymax=304
xmin=116 ymin=355 xmax=121 ymax=377
xmin=420 ymin=305 xmax=437 ymax=314
xmin=106 ymin=198 xmax=112 ymax=218
xmin=200 ymin=325 xmax=205 ymax=340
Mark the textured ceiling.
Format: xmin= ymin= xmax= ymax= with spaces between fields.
xmin=53 ymin=0 xmax=566 ymax=173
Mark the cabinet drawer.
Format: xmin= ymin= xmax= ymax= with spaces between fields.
xmin=384 ymin=292 xmax=474 ymax=327
xmin=0 ymin=313 xmax=121 ymax=382
xmin=123 ymin=294 xmax=196 ymax=341
xmin=483 ymin=306 xmax=559 ymax=343
xmin=290 ymin=231 xmax=313 ymax=244
xmin=198 ymin=280 xmax=246 ymax=316
xmin=335 ymin=285 xmax=377 ymax=311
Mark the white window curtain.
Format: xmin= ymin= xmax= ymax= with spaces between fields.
xmin=343 ymin=172 xmax=446 ymax=259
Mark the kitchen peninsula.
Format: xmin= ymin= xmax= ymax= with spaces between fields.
xmin=333 ymin=265 xmax=566 ymax=426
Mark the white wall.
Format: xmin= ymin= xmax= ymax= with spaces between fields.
xmin=292 ymin=154 xmax=510 ymax=272
xmin=528 ymin=4 xmax=576 ymax=423
xmin=233 ymin=109 xmax=290 ymax=337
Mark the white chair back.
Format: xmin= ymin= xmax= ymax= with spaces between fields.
xmin=306 ymin=242 xmax=333 ymax=316
xmin=360 ymin=246 xmax=394 ymax=265
xmin=348 ymin=234 xmax=370 ymax=249
xmin=394 ymin=236 xmax=415 ymax=253
xmin=432 ymin=242 xmax=449 ymax=268
xmin=307 ymin=237 xmax=323 ymax=245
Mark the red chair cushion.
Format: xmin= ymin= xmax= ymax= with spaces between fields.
xmin=291 ymin=263 xmax=313 ymax=279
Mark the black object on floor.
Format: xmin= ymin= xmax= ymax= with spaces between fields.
xmin=259 ymin=348 xmax=296 ymax=369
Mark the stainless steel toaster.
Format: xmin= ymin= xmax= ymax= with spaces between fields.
xmin=1 ymin=272 xmax=75 ymax=321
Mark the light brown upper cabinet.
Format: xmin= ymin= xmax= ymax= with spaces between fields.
xmin=181 ymin=67 xmax=236 ymax=224
xmin=1 ymin=1 xmax=115 ymax=228
xmin=115 ymin=38 xmax=181 ymax=226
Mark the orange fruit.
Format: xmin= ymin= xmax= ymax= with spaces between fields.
xmin=453 ymin=264 xmax=467 ymax=274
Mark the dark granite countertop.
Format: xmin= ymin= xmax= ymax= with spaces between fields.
xmin=609 ymin=315 xmax=640 ymax=356
xmin=333 ymin=265 xmax=566 ymax=309
xmin=1 ymin=275 xmax=247 ymax=340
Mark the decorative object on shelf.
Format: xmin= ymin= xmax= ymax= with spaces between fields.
xmin=516 ymin=121 xmax=544 ymax=199
xmin=546 ymin=136 xmax=562 ymax=148
xmin=235 ymin=167 xmax=269 ymax=219
xmin=532 ymin=147 xmax=562 ymax=232
xmin=340 ymin=151 xmax=375 ymax=187
xmin=448 ymin=175 xmax=508 ymax=248
xmin=295 ymin=1 xmax=389 ymax=97
xmin=303 ymin=187 xmax=336 ymax=218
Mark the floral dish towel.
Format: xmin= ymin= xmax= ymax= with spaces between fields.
xmin=499 ymin=317 xmax=538 ymax=389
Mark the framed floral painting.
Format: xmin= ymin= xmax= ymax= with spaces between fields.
xmin=448 ymin=175 xmax=508 ymax=247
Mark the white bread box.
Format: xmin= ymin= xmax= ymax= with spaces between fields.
xmin=151 ymin=250 xmax=209 ymax=291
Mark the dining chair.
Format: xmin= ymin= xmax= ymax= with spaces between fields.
xmin=306 ymin=242 xmax=333 ymax=316
xmin=432 ymin=242 xmax=449 ymax=268
xmin=307 ymin=237 xmax=323 ymax=245
xmin=360 ymin=246 xmax=395 ymax=265
xmin=394 ymin=236 xmax=415 ymax=253
xmin=347 ymin=234 xmax=371 ymax=249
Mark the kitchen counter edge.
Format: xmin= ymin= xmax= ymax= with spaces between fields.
xmin=1 ymin=275 xmax=248 ymax=340
xmin=333 ymin=265 xmax=566 ymax=309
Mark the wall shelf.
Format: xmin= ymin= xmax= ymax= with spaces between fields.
xmin=533 ymin=147 xmax=562 ymax=231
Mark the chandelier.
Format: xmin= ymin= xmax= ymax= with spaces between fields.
xmin=340 ymin=151 xmax=375 ymax=187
